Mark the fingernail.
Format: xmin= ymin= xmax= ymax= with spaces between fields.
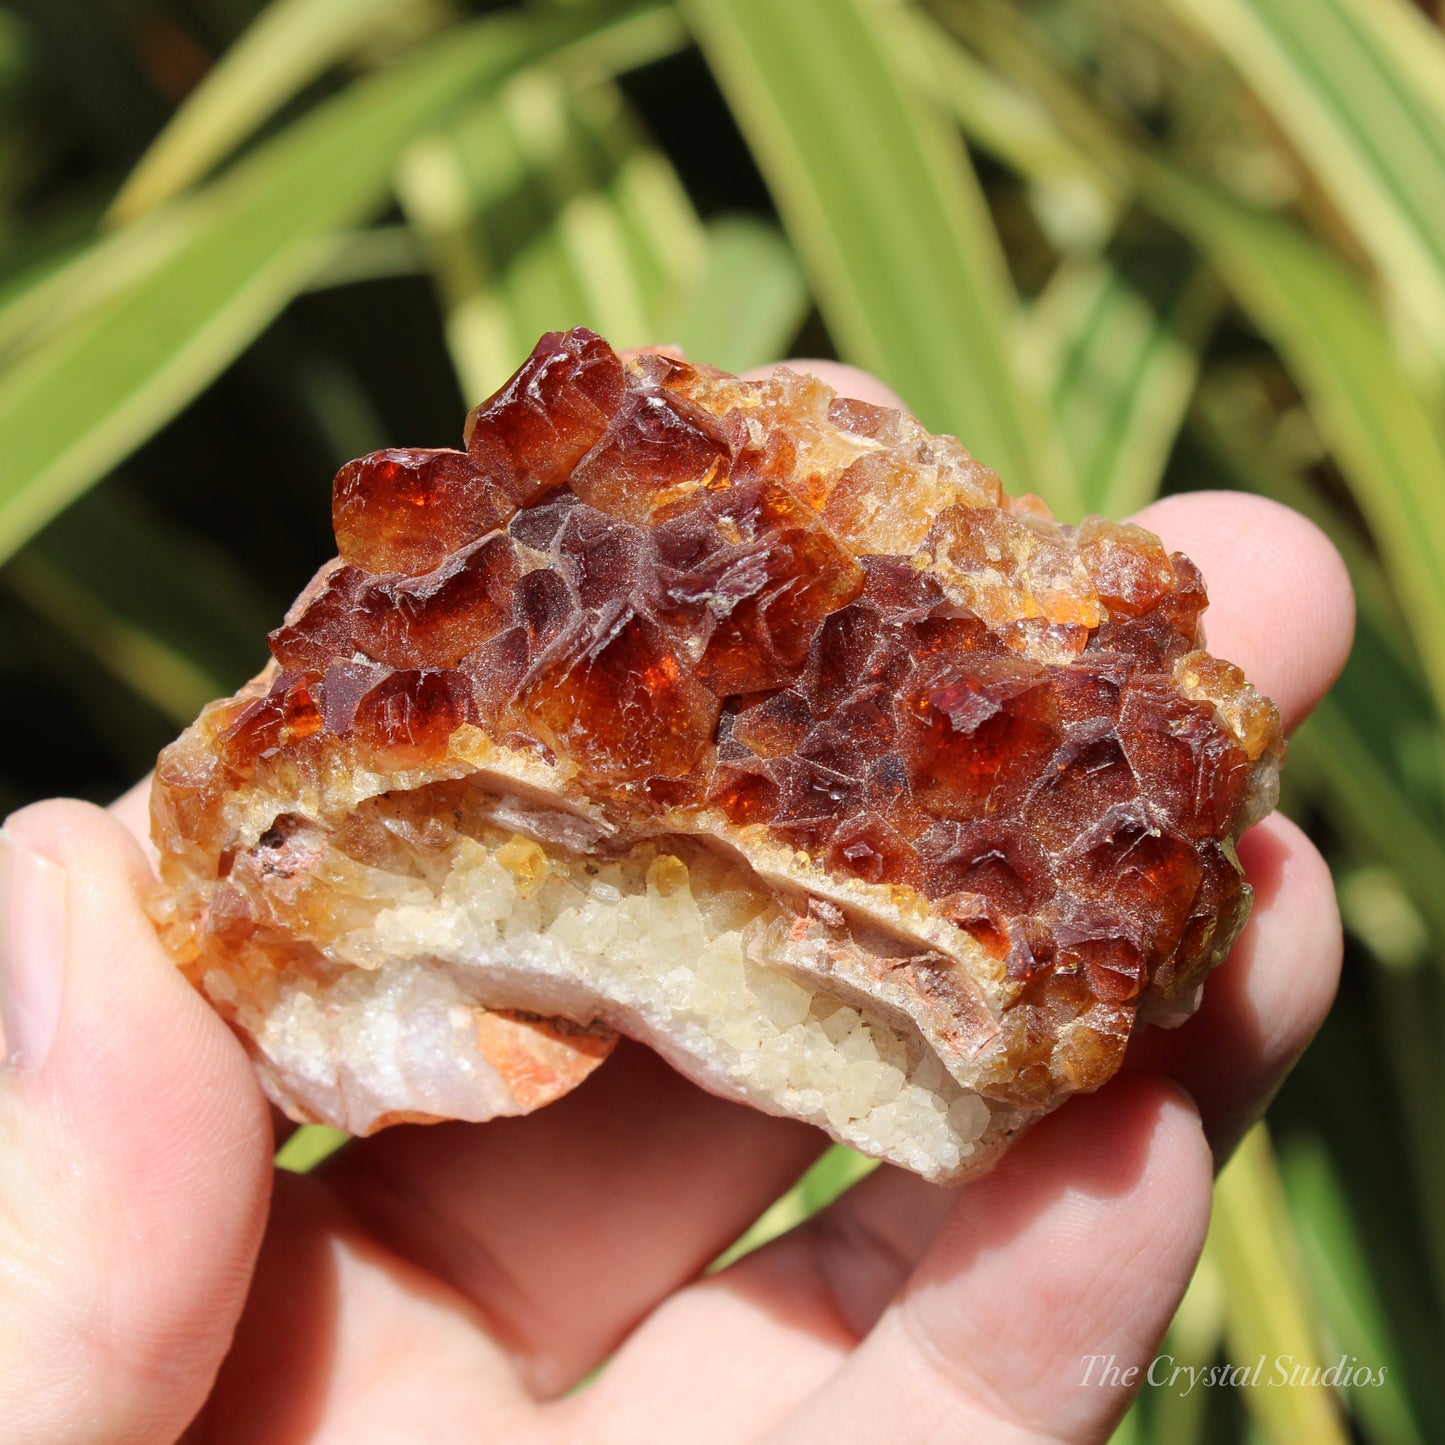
xmin=0 ymin=828 xmax=67 ymax=1073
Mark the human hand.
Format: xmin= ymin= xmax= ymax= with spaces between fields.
xmin=0 ymin=362 xmax=1353 ymax=1444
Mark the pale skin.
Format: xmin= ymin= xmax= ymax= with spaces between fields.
xmin=0 ymin=361 xmax=1354 ymax=1444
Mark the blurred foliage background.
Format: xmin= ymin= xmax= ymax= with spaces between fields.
xmin=1 ymin=0 xmax=1443 ymax=1439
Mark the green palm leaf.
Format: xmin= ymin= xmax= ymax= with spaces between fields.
xmin=1025 ymin=252 xmax=1218 ymax=516
xmin=106 ymin=0 xmax=418 ymax=223
xmin=1211 ymin=1126 xmax=1351 ymax=1445
xmin=1136 ymin=162 xmax=1445 ymax=715
xmin=683 ymin=0 xmax=1077 ymax=512
xmin=1161 ymin=0 xmax=1445 ymax=363
xmin=663 ymin=216 xmax=809 ymax=375
xmin=399 ymin=69 xmax=701 ymax=401
xmin=0 ymin=6 xmax=652 ymax=566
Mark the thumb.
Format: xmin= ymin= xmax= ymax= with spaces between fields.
xmin=0 ymin=799 xmax=273 ymax=1445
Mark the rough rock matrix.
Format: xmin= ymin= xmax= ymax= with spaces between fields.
xmin=150 ymin=328 xmax=1282 ymax=1181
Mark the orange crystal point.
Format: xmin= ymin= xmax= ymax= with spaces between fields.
xmin=153 ymin=326 xmax=1283 ymax=1129
xmin=333 ymin=448 xmax=515 ymax=576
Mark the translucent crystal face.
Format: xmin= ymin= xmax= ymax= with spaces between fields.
xmin=159 ymin=326 xmax=1283 ymax=1110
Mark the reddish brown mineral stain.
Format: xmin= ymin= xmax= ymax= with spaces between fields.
xmin=165 ymin=326 xmax=1283 ymax=1100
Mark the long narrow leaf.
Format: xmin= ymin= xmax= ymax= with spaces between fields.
xmin=502 ymin=75 xmax=668 ymax=348
xmin=1026 ymin=253 xmax=1218 ymax=515
xmin=1287 ymin=991 xmax=1445 ymax=1441
xmin=1362 ymin=961 xmax=1445 ymax=1334
xmin=1211 ymin=1125 xmax=1351 ymax=1444
xmin=709 ymin=1145 xmax=877 ymax=1274
xmin=1160 ymin=0 xmax=1445 ymax=361
xmin=573 ymin=81 xmax=705 ymax=330
xmin=923 ymin=10 xmax=1445 ymax=716
xmin=1280 ymin=1135 xmax=1429 ymax=1445
xmin=395 ymin=96 xmax=531 ymax=401
xmin=664 ymin=216 xmax=809 ymax=374
xmin=302 ymin=225 xmax=424 ymax=291
xmin=0 ymin=209 xmax=194 ymax=363
xmin=897 ymin=7 xmax=1122 ymax=252
xmin=683 ymin=0 xmax=1077 ymax=512
xmin=1136 ymin=161 xmax=1445 ymax=715
xmin=1290 ymin=701 xmax=1445 ymax=941
xmin=930 ymin=0 xmax=1136 ymax=193
xmin=399 ymin=70 xmax=703 ymax=401
xmin=107 ymin=0 xmax=416 ymax=223
xmin=1 ymin=489 xmax=270 ymax=723
xmin=0 ymin=6 xmax=643 ymax=565
xmin=275 ymin=1125 xmax=349 ymax=1172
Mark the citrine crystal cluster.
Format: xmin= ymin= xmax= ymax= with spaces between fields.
xmin=150 ymin=328 xmax=1282 ymax=1180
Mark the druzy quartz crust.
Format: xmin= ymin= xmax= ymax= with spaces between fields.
xmin=150 ymin=328 xmax=1283 ymax=1181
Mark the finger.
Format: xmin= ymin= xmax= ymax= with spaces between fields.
xmin=1127 ymin=812 xmax=1342 ymax=1159
xmin=188 ymin=1173 xmax=529 ymax=1444
xmin=560 ymin=1234 xmax=855 ymax=1445
xmin=0 ymin=800 xmax=274 ymax=1445
xmin=1131 ymin=491 xmax=1354 ymax=733
xmin=321 ymin=1042 xmax=825 ymax=1399
xmin=748 ymin=1075 xmax=1210 ymax=1443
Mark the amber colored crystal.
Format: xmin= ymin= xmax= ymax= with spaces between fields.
xmin=333 ymin=449 xmax=515 ymax=576
xmin=521 ymin=609 xmax=720 ymax=781
xmin=570 ymin=388 xmax=733 ymax=521
xmin=351 ymin=668 xmax=474 ymax=769
xmin=157 ymin=326 xmax=1284 ymax=1109
xmin=463 ymin=327 xmax=626 ymax=506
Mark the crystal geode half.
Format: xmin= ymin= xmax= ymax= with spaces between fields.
xmin=149 ymin=328 xmax=1282 ymax=1181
